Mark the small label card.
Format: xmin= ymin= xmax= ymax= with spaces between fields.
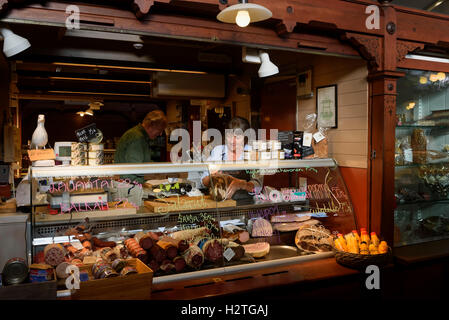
xmin=313 ymin=131 xmax=326 ymax=143
xmin=303 ymin=133 xmax=313 ymax=147
xmin=27 ymin=149 xmax=56 ymax=161
xmin=223 ymin=247 xmax=236 ymax=261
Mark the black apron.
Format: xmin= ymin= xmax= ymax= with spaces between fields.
xmin=221 ymin=150 xmax=254 ymax=203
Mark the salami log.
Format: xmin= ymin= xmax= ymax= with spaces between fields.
xmin=173 ymin=256 xmax=186 ymax=273
xmin=182 ymin=245 xmax=204 ymax=269
xmin=224 ymin=241 xmax=245 ymax=261
xmin=157 ymin=238 xmax=178 ymax=260
xmin=149 ymin=244 xmax=167 ymax=263
xmin=196 ymin=238 xmax=223 ymax=263
xmin=171 ymin=227 xmax=208 ymax=241
xmin=56 ymin=262 xmax=71 ymax=279
xmin=44 ymin=244 xmax=66 ymax=266
xmin=134 ymin=232 xmax=154 ymax=250
xmin=124 ymin=238 xmax=147 ymax=262
xmin=113 ymin=244 xmax=129 ymax=259
xmin=160 ymin=259 xmax=176 ymax=273
xmin=147 ymin=259 xmax=160 ymax=273
xmin=178 ymin=240 xmax=189 ymax=254
xmin=92 ymin=237 xmax=116 ymax=248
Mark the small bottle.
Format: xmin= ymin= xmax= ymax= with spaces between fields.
xmin=378 ymin=241 xmax=388 ymax=254
xmin=360 ymin=231 xmax=370 ymax=246
xmin=360 ymin=227 xmax=367 ymax=234
xmin=334 ymin=239 xmax=346 ymax=252
xmin=369 ymin=244 xmax=379 ymax=255
xmin=336 ymin=234 xmax=348 ymax=251
xmin=352 ymin=230 xmax=361 ymax=243
xmin=347 ymin=236 xmax=359 ymax=254
xmin=359 ymin=242 xmax=369 ymax=255
xmin=370 ymin=232 xmax=380 ymax=248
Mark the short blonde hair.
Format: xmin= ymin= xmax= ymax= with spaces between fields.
xmin=143 ymin=110 xmax=167 ymax=130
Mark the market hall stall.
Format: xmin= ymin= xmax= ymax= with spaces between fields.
xmin=1 ymin=0 xmax=449 ymax=300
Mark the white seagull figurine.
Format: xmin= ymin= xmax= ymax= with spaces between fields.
xmin=31 ymin=114 xmax=48 ymax=149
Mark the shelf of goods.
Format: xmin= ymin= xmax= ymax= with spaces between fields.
xmin=28 ymin=158 xmax=357 ymax=288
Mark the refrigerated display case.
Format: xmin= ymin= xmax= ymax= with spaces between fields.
xmin=395 ymin=69 xmax=449 ymax=247
xmin=28 ymin=159 xmax=357 ymax=284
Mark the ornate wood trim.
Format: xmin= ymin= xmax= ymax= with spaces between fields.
xmin=396 ymin=40 xmax=425 ymax=63
xmin=0 ymin=0 xmax=171 ymax=19
xmin=343 ymin=32 xmax=383 ymax=72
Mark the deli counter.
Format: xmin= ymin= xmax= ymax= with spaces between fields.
xmin=27 ymin=159 xmax=357 ymax=296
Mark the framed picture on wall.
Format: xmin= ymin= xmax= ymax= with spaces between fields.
xmin=297 ymin=68 xmax=313 ymax=99
xmin=316 ymin=84 xmax=338 ymax=128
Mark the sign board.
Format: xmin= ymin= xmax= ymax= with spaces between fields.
xmin=27 ymin=149 xmax=56 ymax=161
xmin=75 ymin=123 xmax=97 ymax=143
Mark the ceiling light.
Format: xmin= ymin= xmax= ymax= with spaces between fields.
xmin=84 ymin=109 xmax=94 ymax=116
xmin=437 ymin=72 xmax=446 ymax=81
xmin=77 ymin=111 xmax=85 ymax=117
xmin=0 ymin=28 xmax=31 ymax=57
xmin=429 ymin=74 xmax=439 ymax=82
xmin=258 ymin=52 xmax=279 ymax=78
xmin=236 ymin=10 xmax=251 ymax=27
xmin=217 ymin=0 xmax=272 ymax=28
xmin=242 ymin=47 xmax=279 ymax=78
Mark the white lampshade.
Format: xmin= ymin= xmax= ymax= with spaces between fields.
xmin=217 ymin=2 xmax=272 ymax=27
xmin=0 ymin=28 xmax=31 ymax=57
xmin=258 ymin=52 xmax=279 ymax=78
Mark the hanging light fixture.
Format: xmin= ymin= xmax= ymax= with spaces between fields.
xmin=242 ymin=47 xmax=279 ymax=78
xmin=217 ymin=0 xmax=272 ymax=28
xmin=0 ymin=28 xmax=31 ymax=57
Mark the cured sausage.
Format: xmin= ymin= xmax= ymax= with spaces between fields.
xmin=44 ymin=244 xmax=66 ymax=266
xmin=182 ymin=245 xmax=204 ymax=269
xmin=196 ymin=238 xmax=223 ymax=263
xmin=173 ymin=256 xmax=186 ymax=273
xmin=92 ymin=237 xmax=117 ymax=248
xmin=149 ymin=244 xmax=167 ymax=263
xmin=124 ymin=238 xmax=147 ymax=262
xmin=147 ymin=259 xmax=160 ymax=273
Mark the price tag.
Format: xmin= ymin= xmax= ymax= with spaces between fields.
xmin=313 ymin=132 xmax=326 ymax=143
xmin=75 ymin=123 xmax=98 ymax=143
xmin=223 ymin=247 xmax=236 ymax=262
xmin=404 ymin=148 xmax=413 ymax=163
xmin=65 ymin=265 xmax=80 ymax=290
xmin=27 ymin=149 xmax=56 ymax=161
xmin=303 ymin=133 xmax=313 ymax=147
xmin=71 ymin=240 xmax=84 ymax=250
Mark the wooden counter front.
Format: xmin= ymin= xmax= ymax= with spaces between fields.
xmin=150 ymin=258 xmax=359 ymax=300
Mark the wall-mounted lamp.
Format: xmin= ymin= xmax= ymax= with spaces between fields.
xmin=242 ymin=47 xmax=279 ymax=78
xmin=217 ymin=0 xmax=272 ymax=28
xmin=0 ymin=28 xmax=31 ymax=57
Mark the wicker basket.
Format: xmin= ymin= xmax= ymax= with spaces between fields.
xmin=334 ymin=247 xmax=392 ymax=270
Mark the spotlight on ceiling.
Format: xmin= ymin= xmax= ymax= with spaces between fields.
xmin=217 ymin=0 xmax=272 ymax=28
xmin=0 ymin=28 xmax=31 ymax=57
xmin=242 ymin=47 xmax=279 ymax=78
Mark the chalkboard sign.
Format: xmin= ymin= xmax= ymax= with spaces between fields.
xmin=75 ymin=123 xmax=98 ymax=143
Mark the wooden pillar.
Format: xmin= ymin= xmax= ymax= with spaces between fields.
xmin=368 ymin=71 xmax=402 ymax=244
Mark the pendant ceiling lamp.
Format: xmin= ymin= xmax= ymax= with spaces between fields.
xmin=217 ymin=0 xmax=272 ymax=28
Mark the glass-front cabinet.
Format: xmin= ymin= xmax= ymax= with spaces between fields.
xmin=395 ymin=69 xmax=449 ymax=247
xmin=29 ymin=159 xmax=356 ymax=284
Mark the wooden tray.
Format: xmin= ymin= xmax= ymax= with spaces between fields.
xmin=0 ymin=270 xmax=57 ymax=300
xmin=71 ymin=258 xmax=153 ymax=300
xmin=0 ymin=199 xmax=16 ymax=214
xmin=144 ymin=195 xmax=236 ymax=213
